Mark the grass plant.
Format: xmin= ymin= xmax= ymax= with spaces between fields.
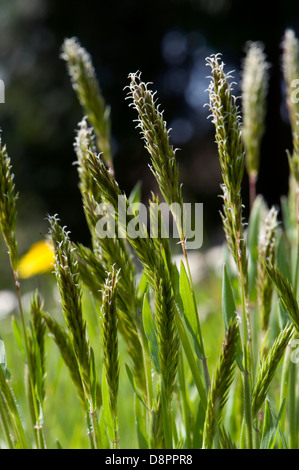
xmin=1 ymin=32 xmax=299 ymax=449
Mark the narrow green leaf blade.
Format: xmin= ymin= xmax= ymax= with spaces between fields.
xmin=11 ymin=316 xmax=25 ymax=361
xmin=192 ymin=400 xmax=205 ymax=448
xmin=128 ymin=181 xmax=142 ymax=205
xmin=134 ymin=394 xmax=149 ymax=449
xmin=137 ymin=270 xmax=149 ymax=300
xmin=0 ymin=339 xmax=10 ymax=380
xmin=31 ymin=328 xmax=43 ymax=404
xmin=276 ymin=233 xmax=292 ymax=283
xmin=90 ymin=347 xmax=97 ymax=411
xmin=222 ymin=265 xmax=243 ymax=371
xmin=102 ymin=367 xmax=115 ymax=442
xmin=125 ymin=363 xmax=149 ymax=411
xmin=99 ymin=408 xmax=110 ymax=449
xmin=179 ymin=260 xmax=204 ymax=359
xmin=142 ymin=294 xmax=160 ymax=372
xmin=247 ymin=195 xmax=265 ymax=302
xmin=261 ymin=400 xmax=286 ymax=449
xmin=269 ymin=400 xmax=287 ymax=449
xmin=56 ymin=439 xmax=63 ymax=449
xmin=174 ymin=307 xmax=207 ymax=409
xmin=222 ymin=264 xmax=237 ymax=330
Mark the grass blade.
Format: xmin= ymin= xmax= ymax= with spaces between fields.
xmin=179 ymin=260 xmax=204 ymax=360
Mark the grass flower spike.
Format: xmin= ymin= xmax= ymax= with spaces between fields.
xmin=29 ymin=291 xmax=47 ymax=404
xmin=282 ymin=29 xmax=299 ymax=186
xmin=282 ymin=29 xmax=299 ymax=133
xmin=206 ymin=54 xmax=248 ymax=288
xmin=0 ymin=138 xmax=18 ymax=272
xmin=127 ymin=72 xmax=184 ymax=244
xmin=48 ymin=216 xmax=91 ymax=401
xmin=263 ymin=259 xmax=299 ymax=333
xmin=42 ymin=311 xmax=86 ymax=407
xmin=202 ymin=319 xmax=239 ymax=449
xmin=100 ymin=267 xmax=120 ymax=447
xmin=61 ymin=37 xmax=113 ymax=169
xmin=256 ymin=206 xmax=278 ymax=332
xmin=127 ymin=71 xmax=209 ymax=398
xmin=74 ymin=117 xmax=97 ymax=196
xmin=206 ymin=53 xmax=253 ymax=448
xmin=251 ymin=323 xmax=294 ymax=418
xmin=241 ymin=42 xmax=270 ymax=207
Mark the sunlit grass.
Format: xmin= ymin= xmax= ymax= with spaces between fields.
xmin=1 ymin=29 xmax=299 ymax=450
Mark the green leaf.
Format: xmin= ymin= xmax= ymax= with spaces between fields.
xmin=142 ymin=295 xmax=160 ymax=372
xmin=174 ymin=307 xmax=207 ymax=409
xmin=260 ymin=400 xmax=274 ymax=449
xmin=31 ymin=326 xmax=43 ymax=404
xmin=170 ymin=262 xmax=182 ymax=308
xmin=128 ymin=180 xmax=142 ymax=205
xmin=278 ymin=300 xmax=289 ymax=330
xmin=192 ymin=400 xmax=205 ymax=449
xmin=269 ymin=401 xmax=287 ymax=449
xmin=276 ymin=233 xmax=292 ymax=283
xmin=179 ymin=260 xmax=204 ymax=360
xmin=90 ymin=347 xmax=97 ymax=411
xmin=0 ymin=364 xmax=28 ymax=448
xmin=99 ymin=408 xmax=110 ymax=449
xmin=125 ymin=363 xmax=149 ymax=411
xmin=0 ymin=339 xmax=10 ymax=380
xmin=137 ymin=269 xmax=149 ymax=300
xmin=56 ymin=439 xmax=63 ymax=449
xmin=263 ymin=259 xmax=299 ymax=332
xmin=247 ymin=195 xmax=265 ymax=302
xmin=281 ymin=195 xmax=294 ymax=241
xmin=102 ymin=367 xmax=115 ymax=442
xmin=260 ymin=400 xmax=286 ymax=449
xmin=223 ymin=245 xmax=241 ymax=305
xmin=222 ymin=264 xmax=237 ymax=330
xmin=222 ymin=265 xmax=243 ymax=371
xmin=11 ymin=316 xmax=25 ymax=361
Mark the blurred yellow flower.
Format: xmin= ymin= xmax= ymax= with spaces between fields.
xmin=19 ymin=240 xmax=55 ymax=278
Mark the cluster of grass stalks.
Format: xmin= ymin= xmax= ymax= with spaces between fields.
xmin=1 ymin=30 xmax=299 ymax=449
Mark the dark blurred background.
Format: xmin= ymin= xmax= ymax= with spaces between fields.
xmin=0 ymin=0 xmax=299 ymax=254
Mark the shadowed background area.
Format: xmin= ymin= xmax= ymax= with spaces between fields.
xmin=0 ymin=0 xmax=299 ymax=260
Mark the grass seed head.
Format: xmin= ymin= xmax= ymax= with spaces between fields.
xmin=0 ymin=138 xmax=19 ymax=272
xmin=257 ymin=206 xmax=279 ymax=331
xmin=206 ymin=54 xmax=248 ymax=289
xmin=127 ymin=72 xmax=184 ymax=238
xmin=241 ymin=41 xmax=270 ymax=178
xmin=100 ymin=267 xmax=120 ymax=418
xmin=282 ymin=29 xmax=299 ymax=184
xmin=61 ymin=37 xmax=112 ymax=167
